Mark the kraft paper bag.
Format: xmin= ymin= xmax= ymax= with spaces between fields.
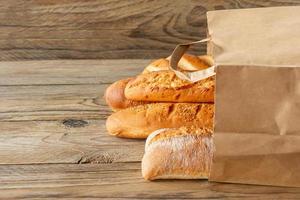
xmin=170 ymin=6 xmax=300 ymax=187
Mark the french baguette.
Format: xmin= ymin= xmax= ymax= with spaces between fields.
xmin=142 ymin=127 xmax=213 ymax=180
xmin=125 ymin=71 xmax=215 ymax=103
xmin=106 ymin=103 xmax=214 ymax=139
xmin=197 ymin=55 xmax=214 ymax=67
xmin=142 ymin=58 xmax=170 ymax=74
xmin=104 ymin=78 xmax=146 ymax=111
xmin=104 ymin=58 xmax=172 ymax=111
xmin=166 ymin=54 xmax=213 ymax=71
xmin=105 ymin=55 xmax=213 ymax=111
xmin=142 ymin=54 xmax=213 ymax=74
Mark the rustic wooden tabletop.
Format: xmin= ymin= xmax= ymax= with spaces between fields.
xmin=1 ymin=59 xmax=300 ymax=199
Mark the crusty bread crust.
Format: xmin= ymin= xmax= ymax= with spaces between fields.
xmin=142 ymin=127 xmax=213 ymax=180
xmin=104 ymin=78 xmax=146 ymax=111
xmin=125 ymin=71 xmax=215 ymax=103
xmin=143 ymin=54 xmax=213 ymax=74
xmin=198 ymin=55 xmax=214 ymax=67
xmin=106 ymin=103 xmax=214 ymax=139
xmin=142 ymin=58 xmax=170 ymax=74
xmin=147 ymin=126 xmax=212 ymax=146
xmin=166 ymin=54 xmax=213 ymax=71
xmin=105 ymin=54 xmax=214 ymax=111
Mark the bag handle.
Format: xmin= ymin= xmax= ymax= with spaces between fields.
xmin=169 ymin=37 xmax=215 ymax=82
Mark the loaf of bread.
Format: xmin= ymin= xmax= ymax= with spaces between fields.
xmin=106 ymin=103 xmax=214 ymax=138
xmin=104 ymin=78 xmax=146 ymax=111
xmin=142 ymin=127 xmax=213 ymax=180
xmin=197 ymin=55 xmax=214 ymax=67
xmin=104 ymin=58 xmax=172 ymax=111
xmin=142 ymin=58 xmax=170 ymax=74
xmin=125 ymin=71 xmax=215 ymax=103
xmin=142 ymin=54 xmax=213 ymax=74
xmin=166 ymin=54 xmax=213 ymax=71
xmin=105 ymin=54 xmax=214 ymax=111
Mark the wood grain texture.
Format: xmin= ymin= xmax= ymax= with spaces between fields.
xmin=0 ymin=60 xmax=148 ymax=165
xmin=0 ymin=60 xmax=150 ymax=121
xmin=1 ymin=59 xmax=300 ymax=199
xmin=0 ymin=59 xmax=150 ymax=85
xmin=0 ymin=120 xmax=144 ymax=164
xmin=1 ymin=163 xmax=300 ymax=199
xmin=1 ymin=0 xmax=300 ymax=60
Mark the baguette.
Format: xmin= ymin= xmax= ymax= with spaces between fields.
xmin=106 ymin=103 xmax=214 ymax=139
xmin=142 ymin=127 xmax=213 ymax=180
xmin=166 ymin=54 xmax=213 ymax=71
xmin=142 ymin=54 xmax=213 ymax=74
xmin=105 ymin=55 xmax=213 ymax=111
xmin=197 ymin=55 xmax=214 ymax=67
xmin=104 ymin=78 xmax=146 ymax=111
xmin=125 ymin=71 xmax=215 ymax=103
xmin=104 ymin=58 xmax=172 ymax=111
xmin=142 ymin=58 xmax=170 ymax=74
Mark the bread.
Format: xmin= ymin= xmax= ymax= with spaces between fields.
xmin=106 ymin=103 xmax=214 ymax=139
xmin=142 ymin=127 xmax=213 ymax=180
xmin=142 ymin=58 xmax=170 ymax=74
xmin=104 ymin=78 xmax=146 ymax=111
xmin=125 ymin=71 xmax=215 ymax=103
xmin=166 ymin=54 xmax=213 ymax=71
xmin=142 ymin=54 xmax=213 ymax=74
xmin=198 ymin=55 xmax=214 ymax=67
xmin=105 ymin=58 xmax=170 ymax=111
xmin=105 ymin=54 xmax=214 ymax=111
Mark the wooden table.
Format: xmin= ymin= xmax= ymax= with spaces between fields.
xmin=1 ymin=59 xmax=300 ymax=199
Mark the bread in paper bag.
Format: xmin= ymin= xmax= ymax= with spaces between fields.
xmin=168 ymin=6 xmax=300 ymax=187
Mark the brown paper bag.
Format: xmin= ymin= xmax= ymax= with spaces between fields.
xmin=170 ymin=6 xmax=300 ymax=187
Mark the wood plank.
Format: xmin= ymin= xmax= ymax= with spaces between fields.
xmin=0 ymin=37 xmax=197 ymax=60
xmin=0 ymin=60 xmax=149 ymax=121
xmin=0 ymin=59 xmax=150 ymax=85
xmin=0 ymin=84 xmax=108 ymax=121
xmin=1 ymin=59 xmax=299 ymax=198
xmin=0 ymin=120 xmax=144 ymax=164
xmin=0 ymin=60 xmax=145 ymax=164
xmin=0 ymin=0 xmax=299 ymax=60
xmin=0 ymin=163 xmax=300 ymax=199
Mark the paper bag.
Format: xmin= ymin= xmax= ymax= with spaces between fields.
xmin=170 ymin=6 xmax=300 ymax=187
